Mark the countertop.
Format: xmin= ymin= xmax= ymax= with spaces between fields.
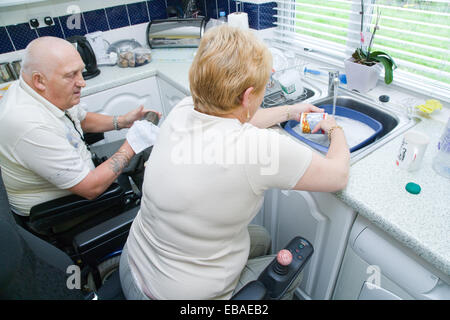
xmin=81 ymin=49 xmax=450 ymax=277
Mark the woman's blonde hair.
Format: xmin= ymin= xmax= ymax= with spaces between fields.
xmin=189 ymin=25 xmax=272 ymax=115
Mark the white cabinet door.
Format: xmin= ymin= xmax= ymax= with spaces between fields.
xmin=263 ymin=189 xmax=356 ymax=300
xmin=80 ymin=77 xmax=162 ymax=144
xmin=157 ymin=77 xmax=188 ymax=116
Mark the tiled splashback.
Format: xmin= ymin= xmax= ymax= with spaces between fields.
xmin=0 ymin=0 xmax=276 ymax=55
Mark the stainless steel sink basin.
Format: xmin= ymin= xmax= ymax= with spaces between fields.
xmin=309 ymin=93 xmax=420 ymax=163
xmin=263 ymin=79 xmax=420 ymax=163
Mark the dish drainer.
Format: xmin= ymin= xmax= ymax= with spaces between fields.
xmin=262 ymin=64 xmax=314 ymax=108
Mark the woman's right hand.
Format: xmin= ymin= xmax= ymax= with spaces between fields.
xmin=311 ymin=115 xmax=338 ymax=134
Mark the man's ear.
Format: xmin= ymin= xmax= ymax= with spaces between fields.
xmin=31 ymin=72 xmax=46 ymax=91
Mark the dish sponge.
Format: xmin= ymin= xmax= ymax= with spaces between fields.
xmin=414 ymin=99 xmax=443 ymax=114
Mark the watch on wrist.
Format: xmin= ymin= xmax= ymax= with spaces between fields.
xmin=327 ymin=125 xmax=343 ymax=140
xmin=113 ymin=116 xmax=120 ymax=130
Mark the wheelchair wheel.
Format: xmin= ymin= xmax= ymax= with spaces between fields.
xmin=87 ymin=255 xmax=121 ymax=291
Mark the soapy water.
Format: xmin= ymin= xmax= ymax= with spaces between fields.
xmin=293 ymin=115 xmax=376 ymax=150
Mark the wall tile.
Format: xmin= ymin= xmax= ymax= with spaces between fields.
xmin=106 ymin=5 xmax=130 ymax=30
xmin=127 ymin=1 xmax=150 ymax=25
xmin=206 ymin=0 xmax=218 ymax=19
xmin=36 ymin=17 xmax=65 ymax=39
xmin=259 ymin=2 xmax=276 ymax=29
xmin=217 ymin=0 xmax=230 ymax=16
xmin=59 ymin=14 xmax=88 ymax=38
xmin=6 ymin=23 xmax=38 ymax=50
xmin=147 ymin=0 xmax=167 ymax=20
xmin=0 ymin=27 xmax=15 ymax=54
xmin=83 ymin=9 xmax=109 ymax=33
xmin=166 ymin=0 xmax=183 ymax=17
xmin=230 ymin=0 xmax=242 ymax=14
xmin=243 ymin=2 xmax=259 ymax=29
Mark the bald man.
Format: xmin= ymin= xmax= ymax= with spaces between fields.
xmin=0 ymin=37 xmax=159 ymax=216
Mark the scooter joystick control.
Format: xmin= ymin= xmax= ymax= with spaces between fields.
xmin=273 ymin=249 xmax=292 ymax=275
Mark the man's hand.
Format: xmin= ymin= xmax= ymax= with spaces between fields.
xmin=126 ymin=120 xmax=160 ymax=154
xmin=120 ymin=105 xmax=161 ymax=129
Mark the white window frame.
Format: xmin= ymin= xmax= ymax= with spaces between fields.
xmin=272 ymin=0 xmax=450 ymax=103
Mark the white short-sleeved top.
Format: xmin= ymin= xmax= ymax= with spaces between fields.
xmin=126 ymin=97 xmax=313 ymax=300
xmin=0 ymin=79 xmax=94 ymax=215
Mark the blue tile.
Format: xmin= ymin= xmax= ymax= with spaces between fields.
xmin=106 ymin=5 xmax=130 ymax=30
xmin=37 ymin=17 xmax=64 ymax=38
xmin=198 ymin=0 xmax=207 ymax=16
xmin=230 ymin=0 xmax=242 ymax=14
xmin=0 ymin=27 xmax=15 ymax=54
xmin=147 ymin=0 xmax=167 ymax=20
xmin=243 ymin=3 xmax=259 ymax=29
xmin=166 ymin=0 xmax=183 ymax=17
xmin=259 ymin=2 xmax=277 ymax=29
xmin=127 ymin=1 xmax=149 ymax=25
xmin=217 ymin=0 xmax=230 ymax=16
xmin=6 ymin=23 xmax=38 ymax=50
xmin=206 ymin=0 xmax=217 ymax=19
xmin=59 ymin=13 xmax=87 ymax=37
xmin=83 ymin=9 xmax=109 ymax=33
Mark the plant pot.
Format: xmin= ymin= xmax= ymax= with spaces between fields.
xmin=344 ymin=57 xmax=382 ymax=94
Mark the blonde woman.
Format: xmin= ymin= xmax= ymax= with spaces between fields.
xmin=120 ymin=25 xmax=349 ymax=300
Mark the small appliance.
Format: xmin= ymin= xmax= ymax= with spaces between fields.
xmin=67 ymin=35 xmax=100 ymax=80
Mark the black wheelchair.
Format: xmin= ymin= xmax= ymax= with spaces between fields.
xmin=0 ymin=134 xmax=314 ymax=300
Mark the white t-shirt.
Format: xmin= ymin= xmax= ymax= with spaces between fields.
xmin=0 ymin=79 xmax=94 ymax=215
xmin=126 ymin=97 xmax=313 ymax=300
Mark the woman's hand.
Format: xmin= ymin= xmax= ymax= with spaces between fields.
xmin=288 ymin=103 xmax=323 ymax=122
xmin=120 ymin=105 xmax=161 ymax=129
xmin=311 ymin=115 xmax=338 ymax=134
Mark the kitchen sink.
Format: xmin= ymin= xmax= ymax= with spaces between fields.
xmin=310 ymin=93 xmax=419 ymax=163
xmin=262 ymin=79 xmax=419 ymax=163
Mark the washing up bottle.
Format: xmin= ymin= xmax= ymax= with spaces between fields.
xmin=432 ymin=116 xmax=450 ymax=179
xmin=304 ymin=67 xmax=347 ymax=84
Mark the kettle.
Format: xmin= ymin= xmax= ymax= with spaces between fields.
xmin=67 ymin=35 xmax=100 ymax=80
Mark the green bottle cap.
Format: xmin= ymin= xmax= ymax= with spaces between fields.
xmin=405 ymin=182 xmax=421 ymax=194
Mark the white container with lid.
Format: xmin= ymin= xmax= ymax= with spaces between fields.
xmin=276 ymin=68 xmax=304 ymax=101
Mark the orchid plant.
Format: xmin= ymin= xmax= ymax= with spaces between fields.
xmin=351 ymin=1 xmax=397 ymax=84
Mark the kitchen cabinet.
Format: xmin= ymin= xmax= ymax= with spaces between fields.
xmin=261 ymin=189 xmax=356 ymax=300
xmin=80 ymin=76 xmax=162 ymax=144
xmin=157 ymin=77 xmax=188 ymax=116
xmin=333 ymin=215 xmax=450 ymax=300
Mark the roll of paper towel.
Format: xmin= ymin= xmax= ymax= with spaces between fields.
xmin=228 ymin=12 xmax=249 ymax=30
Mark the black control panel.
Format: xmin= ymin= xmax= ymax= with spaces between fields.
xmin=258 ymin=236 xmax=314 ymax=300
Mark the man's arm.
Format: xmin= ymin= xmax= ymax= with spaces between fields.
xmin=68 ymin=140 xmax=135 ymax=200
xmin=80 ymin=105 xmax=153 ymax=133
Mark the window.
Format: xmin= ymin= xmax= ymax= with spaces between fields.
xmin=273 ymin=0 xmax=450 ymax=102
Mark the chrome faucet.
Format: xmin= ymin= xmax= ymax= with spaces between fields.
xmin=328 ymin=71 xmax=340 ymax=97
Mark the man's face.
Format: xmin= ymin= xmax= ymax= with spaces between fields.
xmin=44 ymin=50 xmax=86 ymax=110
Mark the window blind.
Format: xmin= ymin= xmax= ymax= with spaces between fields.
xmin=273 ymin=0 xmax=450 ymax=101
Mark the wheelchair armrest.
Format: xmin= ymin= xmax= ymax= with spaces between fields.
xmin=231 ymin=281 xmax=267 ymax=300
xmin=28 ymin=183 xmax=124 ymax=234
xmin=84 ymin=132 xmax=105 ymax=145
xmin=257 ymin=236 xmax=314 ymax=300
xmin=73 ymin=206 xmax=139 ymax=267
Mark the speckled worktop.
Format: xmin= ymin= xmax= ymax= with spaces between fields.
xmin=81 ymin=50 xmax=450 ymax=277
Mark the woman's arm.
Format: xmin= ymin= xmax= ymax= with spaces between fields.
xmin=293 ymin=117 xmax=350 ymax=192
xmin=250 ymin=103 xmax=323 ymax=129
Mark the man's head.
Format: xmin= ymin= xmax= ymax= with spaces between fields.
xmin=21 ymin=36 xmax=86 ymax=111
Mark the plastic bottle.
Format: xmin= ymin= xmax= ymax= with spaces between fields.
xmin=218 ymin=11 xmax=227 ymax=24
xmin=432 ymin=116 xmax=450 ymax=179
